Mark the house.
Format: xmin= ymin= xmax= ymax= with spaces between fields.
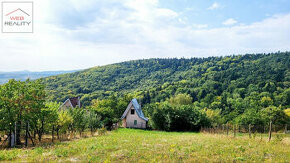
xmin=59 ymin=97 xmax=81 ymax=110
xmin=121 ymin=98 xmax=148 ymax=129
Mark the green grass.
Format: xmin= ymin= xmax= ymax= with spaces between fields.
xmin=0 ymin=128 xmax=289 ymax=162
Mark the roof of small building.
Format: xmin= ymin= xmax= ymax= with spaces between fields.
xmin=59 ymin=97 xmax=81 ymax=110
xmin=121 ymin=98 xmax=148 ymax=121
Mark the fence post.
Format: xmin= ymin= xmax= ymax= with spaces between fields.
xmin=234 ymin=125 xmax=236 ymax=138
xmin=52 ymin=125 xmax=54 ymax=143
xmin=226 ymin=123 xmax=229 ymax=136
xmin=14 ymin=122 xmax=17 ymax=147
xmin=9 ymin=124 xmax=12 ymax=147
xmin=268 ymin=121 xmax=272 ymax=142
xmin=249 ymin=124 xmax=252 ymax=138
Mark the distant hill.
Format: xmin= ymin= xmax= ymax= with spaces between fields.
xmin=43 ymin=52 xmax=290 ymax=107
xmin=0 ymin=70 xmax=77 ymax=84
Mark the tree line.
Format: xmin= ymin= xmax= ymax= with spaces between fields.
xmin=0 ymin=80 xmax=103 ymax=147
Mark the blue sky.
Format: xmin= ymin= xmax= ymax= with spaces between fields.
xmin=161 ymin=0 xmax=290 ymax=27
xmin=0 ymin=0 xmax=290 ymax=71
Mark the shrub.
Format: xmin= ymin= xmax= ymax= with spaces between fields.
xmin=150 ymin=102 xmax=210 ymax=131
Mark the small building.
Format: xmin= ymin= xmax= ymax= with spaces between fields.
xmin=59 ymin=97 xmax=81 ymax=110
xmin=121 ymin=98 xmax=148 ymax=129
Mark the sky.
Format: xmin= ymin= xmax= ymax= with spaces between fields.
xmin=0 ymin=0 xmax=290 ymax=71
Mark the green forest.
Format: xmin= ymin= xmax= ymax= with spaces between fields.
xmin=41 ymin=52 xmax=290 ymax=130
xmin=43 ymin=52 xmax=289 ymax=107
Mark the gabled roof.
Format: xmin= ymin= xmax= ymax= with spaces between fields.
xmin=121 ymin=98 xmax=148 ymax=121
xmin=59 ymin=97 xmax=81 ymax=110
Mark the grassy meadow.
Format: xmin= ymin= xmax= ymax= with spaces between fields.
xmin=0 ymin=128 xmax=289 ymax=162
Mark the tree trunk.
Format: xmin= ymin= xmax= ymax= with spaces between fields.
xmin=28 ymin=131 xmax=34 ymax=146
xmin=38 ymin=120 xmax=44 ymax=142
xmin=9 ymin=124 xmax=12 ymax=147
xmin=57 ymin=128 xmax=59 ymax=140
xmin=16 ymin=120 xmax=21 ymax=145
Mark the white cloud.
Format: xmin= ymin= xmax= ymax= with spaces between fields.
xmin=156 ymin=8 xmax=178 ymax=18
xmin=0 ymin=0 xmax=290 ymax=71
xmin=207 ymin=2 xmax=221 ymax=10
xmin=192 ymin=24 xmax=208 ymax=29
xmin=223 ymin=18 xmax=238 ymax=25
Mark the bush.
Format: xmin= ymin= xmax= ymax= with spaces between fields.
xmin=149 ymin=102 xmax=210 ymax=131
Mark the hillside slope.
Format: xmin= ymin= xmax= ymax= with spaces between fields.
xmin=43 ymin=52 xmax=290 ymax=107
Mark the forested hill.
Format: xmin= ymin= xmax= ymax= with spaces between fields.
xmin=43 ymin=52 xmax=290 ymax=107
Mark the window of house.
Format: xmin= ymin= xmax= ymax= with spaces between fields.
xmin=134 ymin=120 xmax=137 ymax=125
xmin=131 ymin=109 xmax=135 ymax=115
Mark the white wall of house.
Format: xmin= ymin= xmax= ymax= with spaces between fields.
xmin=124 ymin=105 xmax=146 ymax=128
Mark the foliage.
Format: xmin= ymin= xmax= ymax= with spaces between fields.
xmin=284 ymin=108 xmax=290 ymax=117
xmin=90 ymin=95 xmax=131 ymax=129
xmin=41 ymin=52 xmax=289 ymax=127
xmin=0 ymin=79 xmax=45 ymax=144
xmin=235 ymin=108 xmax=265 ymax=126
xmin=34 ymin=102 xmax=59 ymax=142
xmin=168 ymin=93 xmax=193 ymax=105
xmin=0 ymin=80 xmax=103 ymax=145
xmin=68 ymin=107 xmax=88 ymax=135
xmin=86 ymin=108 xmax=102 ymax=133
xmin=57 ymin=110 xmax=73 ymax=134
xmin=261 ymin=106 xmax=288 ymax=125
xmin=147 ymin=100 xmax=210 ymax=131
xmin=205 ymin=109 xmax=223 ymax=126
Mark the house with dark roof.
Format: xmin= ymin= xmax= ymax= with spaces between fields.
xmin=121 ymin=98 xmax=148 ymax=129
xmin=59 ymin=97 xmax=81 ymax=110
